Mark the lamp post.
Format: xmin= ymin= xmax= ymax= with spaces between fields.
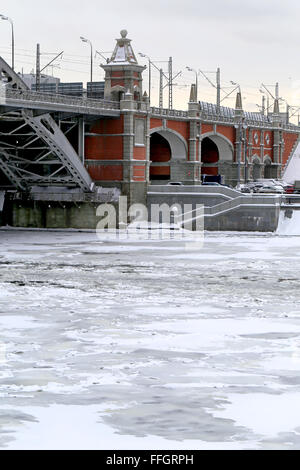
xmin=186 ymin=66 xmax=198 ymax=101
xmin=80 ymin=36 xmax=93 ymax=84
xmin=0 ymin=14 xmax=14 ymax=70
xmin=139 ymin=53 xmax=151 ymax=104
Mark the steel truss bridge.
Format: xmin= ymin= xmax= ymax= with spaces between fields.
xmin=0 ymin=56 xmax=120 ymax=194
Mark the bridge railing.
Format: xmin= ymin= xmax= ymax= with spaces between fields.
xmin=149 ymin=106 xmax=299 ymax=131
xmin=4 ymin=88 xmax=121 ymax=111
xmin=150 ymin=107 xmax=188 ymax=118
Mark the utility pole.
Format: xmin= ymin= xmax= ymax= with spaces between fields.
xmin=159 ymin=68 xmax=164 ymax=108
xmin=148 ymin=57 xmax=151 ymax=104
xmin=216 ymin=67 xmax=221 ymax=110
xmin=168 ymin=57 xmax=173 ymax=109
xmin=36 ymin=43 xmax=41 ymax=92
xmin=139 ymin=53 xmax=180 ymax=109
xmin=262 ymin=95 xmax=266 ymax=115
xmin=286 ymin=103 xmax=290 ymax=124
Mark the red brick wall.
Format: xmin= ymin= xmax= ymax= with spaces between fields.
xmin=217 ymin=125 xmax=235 ymax=143
xmin=202 ymin=124 xmax=213 ymax=134
xmin=133 ymin=165 xmax=146 ymax=181
xmin=133 ymin=146 xmax=146 ymax=160
xmin=86 ymin=164 xmax=123 ymax=181
xmin=167 ymin=120 xmax=189 ymax=140
xmin=150 ymin=118 xmax=163 ymax=130
xmin=85 ymin=117 xmax=124 ymax=161
xmin=283 ymin=132 xmax=299 ymax=166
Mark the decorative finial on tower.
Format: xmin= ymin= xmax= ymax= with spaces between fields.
xmin=106 ymin=29 xmax=138 ymax=65
xmin=273 ymin=97 xmax=280 ymax=115
xmin=101 ymin=31 xmax=146 ymax=102
xmin=189 ymin=84 xmax=197 ymax=103
xmin=271 ymin=97 xmax=281 ymax=124
xmin=235 ymin=91 xmax=243 ymax=111
xmin=143 ymin=90 xmax=149 ymax=104
xmin=234 ymin=91 xmax=244 ymax=121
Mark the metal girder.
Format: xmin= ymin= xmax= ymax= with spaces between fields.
xmin=0 ymin=108 xmax=94 ymax=192
xmin=0 ymin=56 xmax=28 ymax=91
xmin=0 ymin=57 xmax=97 ymax=193
xmin=0 ymin=148 xmax=26 ymax=190
xmin=22 ymin=111 xmax=94 ymax=192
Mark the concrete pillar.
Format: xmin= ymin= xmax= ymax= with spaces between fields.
xmin=187 ymin=86 xmax=200 ymax=183
xmin=120 ymin=91 xmax=136 ymax=182
xmin=260 ymin=130 xmax=265 ymax=162
xmin=78 ymin=118 xmax=85 ymax=163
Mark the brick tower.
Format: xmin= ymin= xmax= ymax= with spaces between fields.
xmin=101 ymin=30 xmax=146 ymax=102
xmin=91 ymin=30 xmax=150 ymax=206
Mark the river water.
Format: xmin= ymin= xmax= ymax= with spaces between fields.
xmin=0 ymin=228 xmax=300 ymax=449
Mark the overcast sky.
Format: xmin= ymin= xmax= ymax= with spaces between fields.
xmin=1 ymin=0 xmax=300 ymax=118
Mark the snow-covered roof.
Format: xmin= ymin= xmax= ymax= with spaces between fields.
xmin=199 ymin=101 xmax=271 ymax=123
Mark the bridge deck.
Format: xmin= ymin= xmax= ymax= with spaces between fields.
xmin=1 ymin=89 xmax=121 ymax=117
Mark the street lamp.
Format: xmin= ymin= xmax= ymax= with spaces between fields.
xmin=139 ymin=52 xmax=151 ymax=104
xmin=0 ymin=14 xmax=14 ymax=70
xmin=186 ymin=66 xmax=198 ymax=101
xmin=230 ymin=81 xmax=241 ymax=94
xmin=80 ymin=36 xmax=93 ymax=84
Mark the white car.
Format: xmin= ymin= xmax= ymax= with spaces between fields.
xmin=258 ymin=185 xmax=284 ymax=194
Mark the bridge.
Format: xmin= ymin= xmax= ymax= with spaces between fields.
xmin=0 ymin=55 xmax=121 ymax=193
xmin=3 ymin=88 xmax=120 ymax=117
xmin=0 ymin=29 xmax=300 ymax=230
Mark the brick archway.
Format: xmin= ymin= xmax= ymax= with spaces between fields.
xmin=201 ymin=137 xmax=219 ymax=176
xmin=264 ymin=156 xmax=273 ymax=179
xmin=150 ymin=133 xmax=171 ymax=180
xmin=201 ymin=133 xmax=234 ymax=181
xmin=149 ymin=128 xmax=188 ymax=182
xmin=252 ymin=156 xmax=262 ymax=181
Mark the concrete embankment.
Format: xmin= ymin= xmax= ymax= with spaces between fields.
xmin=1 ymin=185 xmax=300 ymax=232
xmin=147 ymin=185 xmax=283 ymax=232
xmin=0 ymin=190 xmax=119 ymax=230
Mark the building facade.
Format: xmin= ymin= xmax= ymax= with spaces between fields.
xmin=82 ymin=30 xmax=300 ymax=204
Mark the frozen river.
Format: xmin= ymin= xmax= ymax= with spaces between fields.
xmin=0 ymin=228 xmax=300 ymax=450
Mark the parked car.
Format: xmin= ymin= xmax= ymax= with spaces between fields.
xmin=239 ymin=184 xmax=252 ymax=193
xmin=258 ymin=185 xmax=284 ymax=194
xmin=201 ymin=182 xmax=221 ymax=186
xmin=239 ymin=182 xmax=264 ymax=193
xmin=284 ymin=184 xmax=294 ymax=194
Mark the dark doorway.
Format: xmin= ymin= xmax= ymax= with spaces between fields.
xmin=201 ymin=137 xmax=219 ymax=176
xmin=264 ymin=164 xmax=272 ymax=179
xmin=150 ymin=133 xmax=171 ymax=181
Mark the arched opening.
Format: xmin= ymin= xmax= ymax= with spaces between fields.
xmin=149 ymin=129 xmax=187 ymax=182
xmin=264 ymin=157 xmax=272 ymax=178
xmin=201 ymin=137 xmax=219 ymax=176
xmin=201 ymin=134 xmax=234 ymax=184
xmin=252 ymin=158 xmax=261 ymax=181
xmin=150 ymin=133 xmax=171 ymax=181
xmin=110 ymin=86 xmax=125 ymax=102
